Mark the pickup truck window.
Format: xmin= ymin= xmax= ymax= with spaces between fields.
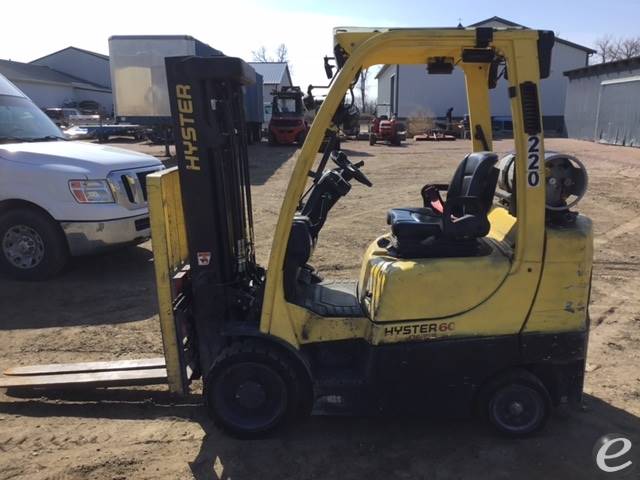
xmin=0 ymin=95 xmax=63 ymax=143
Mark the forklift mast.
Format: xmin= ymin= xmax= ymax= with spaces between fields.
xmin=165 ymin=56 xmax=264 ymax=371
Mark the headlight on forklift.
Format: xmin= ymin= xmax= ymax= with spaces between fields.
xmin=68 ymin=179 xmax=115 ymax=203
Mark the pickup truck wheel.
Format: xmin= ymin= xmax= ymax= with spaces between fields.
xmin=0 ymin=208 xmax=69 ymax=281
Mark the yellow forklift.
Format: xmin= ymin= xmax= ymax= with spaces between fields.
xmin=0 ymin=26 xmax=592 ymax=439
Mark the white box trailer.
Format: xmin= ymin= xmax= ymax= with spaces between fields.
xmin=109 ymin=35 xmax=223 ymax=124
xmin=108 ymin=35 xmax=263 ymax=143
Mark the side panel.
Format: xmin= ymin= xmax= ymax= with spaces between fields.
xmin=523 ymin=216 xmax=593 ymax=333
xmin=360 ymin=240 xmax=511 ymax=321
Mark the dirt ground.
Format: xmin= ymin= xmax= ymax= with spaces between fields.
xmin=0 ymin=137 xmax=639 ymax=479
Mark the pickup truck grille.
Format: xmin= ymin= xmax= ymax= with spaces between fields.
xmin=136 ymin=171 xmax=150 ymax=201
xmin=107 ymin=165 xmax=163 ymax=210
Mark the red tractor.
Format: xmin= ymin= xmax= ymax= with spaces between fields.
xmin=369 ymin=114 xmax=402 ymax=146
xmin=268 ymin=86 xmax=308 ymax=146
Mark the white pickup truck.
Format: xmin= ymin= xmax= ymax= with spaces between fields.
xmin=0 ymin=74 xmax=163 ymax=280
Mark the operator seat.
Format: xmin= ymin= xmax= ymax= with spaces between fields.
xmin=386 ymin=152 xmax=499 ymax=258
xmin=283 ymin=215 xmax=315 ymax=300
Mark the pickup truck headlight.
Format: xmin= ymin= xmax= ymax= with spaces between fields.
xmin=68 ymin=180 xmax=115 ymax=203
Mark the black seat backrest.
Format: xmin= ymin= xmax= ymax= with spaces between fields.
xmin=283 ymin=215 xmax=314 ymax=300
xmin=447 ymin=152 xmax=499 ymax=216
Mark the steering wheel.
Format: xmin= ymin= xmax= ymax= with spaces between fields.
xmin=331 ymin=151 xmax=373 ymax=187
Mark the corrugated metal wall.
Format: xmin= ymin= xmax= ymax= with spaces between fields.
xmin=596 ymin=77 xmax=640 ymax=147
xmin=565 ymin=66 xmax=640 ymax=147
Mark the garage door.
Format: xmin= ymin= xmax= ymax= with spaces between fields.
xmin=596 ymin=76 xmax=640 ymax=147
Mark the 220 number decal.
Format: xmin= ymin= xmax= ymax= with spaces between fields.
xmin=527 ymin=135 xmax=541 ymax=187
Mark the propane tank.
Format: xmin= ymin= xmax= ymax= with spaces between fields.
xmin=497 ymin=152 xmax=588 ymax=215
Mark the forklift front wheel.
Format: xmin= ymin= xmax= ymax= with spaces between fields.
xmin=204 ymin=341 xmax=301 ymax=438
xmin=480 ymin=370 xmax=551 ymax=437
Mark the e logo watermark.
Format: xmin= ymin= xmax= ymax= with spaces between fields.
xmin=593 ymin=434 xmax=636 ymax=477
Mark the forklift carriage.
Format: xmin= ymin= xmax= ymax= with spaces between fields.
xmin=1 ymin=27 xmax=593 ymax=439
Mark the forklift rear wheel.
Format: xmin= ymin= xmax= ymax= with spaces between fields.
xmin=205 ymin=341 xmax=300 ymax=438
xmin=481 ymin=370 xmax=551 ymax=437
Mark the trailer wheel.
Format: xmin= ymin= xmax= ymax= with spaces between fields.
xmin=0 ymin=207 xmax=69 ymax=281
xmin=478 ymin=369 xmax=551 ymax=437
xmin=204 ymin=340 xmax=303 ymax=438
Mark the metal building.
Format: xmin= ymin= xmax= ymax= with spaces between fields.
xmin=564 ymin=56 xmax=640 ymax=147
xmin=31 ymin=47 xmax=112 ymax=90
xmin=0 ymin=58 xmax=112 ymax=113
xmin=376 ymin=17 xmax=595 ymax=133
xmin=248 ymin=62 xmax=292 ymax=110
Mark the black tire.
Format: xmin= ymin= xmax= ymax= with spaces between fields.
xmin=296 ymin=130 xmax=307 ymax=145
xmin=0 ymin=208 xmax=69 ymax=281
xmin=478 ymin=369 xmax=551 ymax=437
xmin=268 ymin=132 xmax=277 ymax=146
xmin=204 ymin=340 xmax=308 ymax=438
xmin=369 ymin=133 xmax=376 ymax=146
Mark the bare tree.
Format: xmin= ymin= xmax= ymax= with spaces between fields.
xmin=594 ymin=35 xmax=615 ymax=63
xmin=594 ymin=35 xmax=640 ymax=63
xmin=614 ymin=37 xmax=640 ymax=59
xmin=358 ymin=67 xmax=370 ymax=113
xmin=275 ymin=44 xmax=289 ymax=63
xmin=252 ymin=44 xmax=289 ymax=63
xmin=251 ymin=46 xmax=270 ymax=62
xmin=364 ymin=99 xmax=377 ymax=115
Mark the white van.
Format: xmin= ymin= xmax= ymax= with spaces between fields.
xmin=0 ymin=74 xmax=163 ymax=280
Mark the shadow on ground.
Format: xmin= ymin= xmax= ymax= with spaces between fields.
xmin=2 ymin=389 xmax=634 ymax=480
xmin=188 ymin=395 xmax=640 ymax=480
xmin=248 ymin=143 xmax=297 ymax=185
xmin=0 ymin=245 xmax=157 ymax=329
xmin=339 ymin=147 xmax=374 ymax=158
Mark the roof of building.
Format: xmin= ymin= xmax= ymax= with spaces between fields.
xmin=248 ymin=62 xmax=292 ymax=85
xmin=376 ymin=17 xmax=595 ymax=79
xmin=30 ymin=46 xmax=109 ymax=64
xmin=0 ymin=59 xmax=111 ymax=91
xmin=468 ymin=16 xmax=596 ymax=53
xmin=564 ymin=55 xmax=640 ymax=79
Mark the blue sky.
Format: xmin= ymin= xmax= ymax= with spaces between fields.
xmin=278 ymin=0 xmax=638 ymax=47
xmin=0 ymin=0 xmax=636 ymax=93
